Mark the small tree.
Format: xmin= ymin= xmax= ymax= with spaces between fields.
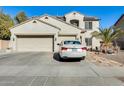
xmin=0 ymin=10 xmax=14 ymax=40
xmin=91 ymin=27 xmax=124 ymax=53
xmin=15 ymin=11 xmax=28 ymax=24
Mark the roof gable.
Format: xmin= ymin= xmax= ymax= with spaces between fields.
xmin=65 ymin=11 xmax=99 ymax=21
xmin=38 ymin=14 xmax=85 ymax=31
xmin=65 ymin=11 xmax=84 ymax=16
xmin=114 ymin=14 xmax=124 ymax=26
xmin=10 ymin=17 xmax=61 ymax=30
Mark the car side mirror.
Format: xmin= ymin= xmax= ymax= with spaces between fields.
xmin=57 ymin=43 xmax=60 ymax=45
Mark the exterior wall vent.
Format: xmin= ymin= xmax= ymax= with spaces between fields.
xmin=45 ymin=16 xmax=48 ymax=19
xmin=33 ymin=20 xmax=37 ymax=23
xmin=73 ymin=12 xmax=76 ymax=15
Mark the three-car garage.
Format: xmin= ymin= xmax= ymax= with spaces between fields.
xmin=10 ymin=15 xmax=84 ymax=52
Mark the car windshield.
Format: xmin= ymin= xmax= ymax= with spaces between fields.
xmin=64 ymin=41 xmax=81 ymax=45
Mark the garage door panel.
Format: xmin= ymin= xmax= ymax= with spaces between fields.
xmin=17 ymin=35 xmax=53 ymax=52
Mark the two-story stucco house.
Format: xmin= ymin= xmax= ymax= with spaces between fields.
xmin=10 ymin=11 xmax=101 ymax=52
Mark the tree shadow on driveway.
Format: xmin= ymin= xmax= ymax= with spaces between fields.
xmin=53 ymin=52 xmax=81 ymax=62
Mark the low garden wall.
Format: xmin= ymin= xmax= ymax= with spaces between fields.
xmin=0 ymin=40 xmax=10 ymax=50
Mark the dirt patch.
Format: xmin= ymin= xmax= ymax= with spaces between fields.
xmin=87 ymin=52 xmax=124 ymax=67
xmin=98 ymin=50 xmax=124 ymax=64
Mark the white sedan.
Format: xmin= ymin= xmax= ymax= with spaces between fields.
xmin=58 ymin=40 xmax=87 ymax=60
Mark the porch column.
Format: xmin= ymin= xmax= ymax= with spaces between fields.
xmin=54 ymin=32 xmax=58 ymax=52
xmin=11 ymin=34 xmax=17 ymax=51
xmin=81 ymin=33 xmax=86 ymax=46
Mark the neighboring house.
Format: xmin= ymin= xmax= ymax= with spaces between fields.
xmin=10 ymin=11 xmax=100 ymax=52
xmin=114 ymin=14 xmax=124 ymax=50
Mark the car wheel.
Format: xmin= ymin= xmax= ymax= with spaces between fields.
xmin=59 ymin=54 xmax=63 ymax=61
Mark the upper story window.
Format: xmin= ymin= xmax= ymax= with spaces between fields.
xmin=85 ymin=21 xmax=93 ymax=30
xmin=70 ymin=19 xmax=79 ymax=27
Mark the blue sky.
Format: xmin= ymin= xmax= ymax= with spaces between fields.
xmin=0 ymin=6 xmax=124 ymax=28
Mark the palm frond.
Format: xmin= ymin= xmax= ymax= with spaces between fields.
xmin=91 ymin=27 xmax=124 ymax=47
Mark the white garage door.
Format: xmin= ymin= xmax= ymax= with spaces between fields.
xmin=16 ymin=35 xmax=54 ymax=52
xmin=58 ymin=35 xmax=76 ymax=43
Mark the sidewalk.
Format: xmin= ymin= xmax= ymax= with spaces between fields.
xmin=0 ymin=49 xmax=12 ymax=56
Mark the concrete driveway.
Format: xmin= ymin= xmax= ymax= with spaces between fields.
xmin=0 ymin=52 xmax=124 ymax=86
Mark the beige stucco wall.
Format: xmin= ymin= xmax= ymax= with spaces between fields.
xmin=83 ymin=21 xmax=100 ymax=49
xmin=65 ymin=12 xmax=100 ymax=49
xmin=92 ymin=37 xmax=101 ymax=50
xmin=65 ymin=12 xmax=85 ymax=28
xmin=10 ymin=20 xmax=60 ymax=51
xmin=11 ymin=20 xmax=59 ymax=35
xmin=40 ymin=16 xmax=81 ymax=34
xmin=39 ymin=16 xmax=82 ymax=43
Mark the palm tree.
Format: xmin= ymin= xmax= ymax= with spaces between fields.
xmin=91 ymin=27 xmax=124 ymax=53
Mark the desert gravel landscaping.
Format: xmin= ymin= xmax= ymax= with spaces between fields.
xmin=87 ymin=52 xmax=124 ymax=67
xmin=0 ymin=52 xmax=124 ymax=86
xmin=99 ymin=50 xmax=124 ymax=64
